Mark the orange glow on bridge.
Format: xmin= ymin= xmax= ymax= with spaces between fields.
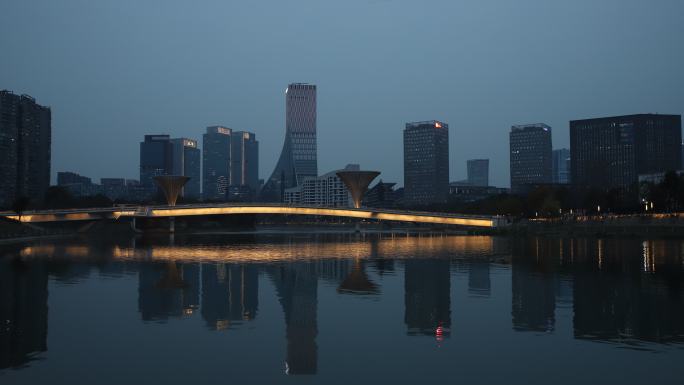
xmin=2 ymin=204 xmax=499 ymax=228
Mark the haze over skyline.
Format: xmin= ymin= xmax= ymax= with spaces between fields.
xmin=1 ymin=0 xmax=682 ymax=187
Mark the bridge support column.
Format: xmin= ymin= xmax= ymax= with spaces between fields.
xmin=170 ymin=217 xmax=175 ymax=233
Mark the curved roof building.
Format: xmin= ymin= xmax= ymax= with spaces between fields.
xmin=261 ymin=83 xmax=317 ymax=201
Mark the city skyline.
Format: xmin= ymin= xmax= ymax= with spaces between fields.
xmin=2 ymin=0 xmax=681 ymax=188
xmin=3 ymin=1 xmax=684 ymax=383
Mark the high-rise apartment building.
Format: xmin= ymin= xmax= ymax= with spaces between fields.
xmin=403 ymin=120 xmax=449 ymax=204
xmin=139 ymin=134 xmax=172 ymax=197
xmin=570 ymin=114 xmax=681 ymax=191
xmin=552 ymin=148 xmax=571 ymax=184
xmin=262 ymin=83 xmax=317 ymax=201
xmin=170 ymin=138 xmax=201 ymax=199
xmin=202 ymin=126 xmax=259 ymax=201
xmin=509 ymin=123 xmax=552 ymax=193
xmin=467 ymin=159 xmax=489 ymax=187
xmin=0 ymin=90 xmax=51 ymax=207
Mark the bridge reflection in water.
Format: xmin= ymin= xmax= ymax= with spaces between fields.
xmin=3 ymin=235 xmax=684 ymax=375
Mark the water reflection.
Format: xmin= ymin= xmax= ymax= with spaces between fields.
xmin=511 ymin=237 xmax=684 ymax=344
xmin=0 ymin=258 xmax=48 ymax=369
xmin=405 ymin=259 xmax=451 ymax=338
xmin=269 ymin=263 xmax=318 ymax=375
xmin=201 ymin=264 xmax=258 ymax=330
xmin=1 ymin=234 xmax=684 ymax=377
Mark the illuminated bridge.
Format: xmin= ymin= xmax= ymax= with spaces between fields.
xmin=1 ymin=203 xmax=504 ymax=228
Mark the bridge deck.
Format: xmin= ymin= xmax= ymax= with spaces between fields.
xmin=0 ymin=203 xmax=501 ymax=228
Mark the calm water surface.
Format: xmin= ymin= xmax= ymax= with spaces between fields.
xmin=1 ymin=233 xmax=683 ymax=384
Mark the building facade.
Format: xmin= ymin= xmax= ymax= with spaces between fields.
xmin=403 ymin=120 xmax=449 ymax=204
xmin=170 ymin=138 xmax=201 ymax=199
xmin=552 ymin=148 xmax=571 ymax=184
xmin=101 ymin=178 xmax=127 ymax=200
xmin=230 ymin=131 xmax=259 ymax=193
xmin=467 ymin=159 xmax=489 ymax=187
xmin=449 ymin=182 xmax=509 ymax=202
xmin=570 ymin=114 xmax=681 ymax=191
xmin=262 ymin=83 xmax=317 ymax=201
xmin=202 ymin=126 xmax=259 ymax=201
xmin=364 ymin=181 xmax=399 ymax=208
xmin=57 ymin=171 xmax=102 ymax=197
xmin=284 ymin=164 xmax=357 ymax=207
xmin=509 ymin=123 xmax=552 ymax=193
xmin=139 ymin=134 xmax=172 ymax=197
xmin=203 ymin=126 xmax=232 ymax=200
xmin=0 ymin=90 xmax=51 ymax=208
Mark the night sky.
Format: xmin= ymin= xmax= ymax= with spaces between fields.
xmin=1 ymin=0 xmax=682 ymax=187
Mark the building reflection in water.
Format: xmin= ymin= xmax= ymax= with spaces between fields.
xmin=509 ymin=237 xmax=684 ymax=345
xmin=138 ymin=262 xmax=200 ymax=321
xmin=5 ymin=233 xmax=684 ymax=376
xmin=269 ymin=263 xmax=318 ymax=375
xmin=201 ymin=264 xmax=258 ymax=330
xmin=511 ymin=238 xmax=557 ymax=332
xmin=570 ymin=238 xmax=684 ymax=344
xmin=0 ymin=258 xmax=48 ymax=369
xmin=404 ymin=259 xmax=451 ymax=339
xmin=468 ymin=260 xmax=491 ymax=297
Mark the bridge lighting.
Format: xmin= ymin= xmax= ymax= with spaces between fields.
xmin=1 ymin=205 xmax=498 ymax=228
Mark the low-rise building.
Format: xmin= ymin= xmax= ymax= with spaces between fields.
xmin=284 ymin=164 xmax=357 ymax=207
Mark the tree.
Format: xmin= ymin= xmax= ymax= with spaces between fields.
xmin=43 ymin=186 xmax=74 ymax=209
xmin=11 ymin=196 xmax=31 ymax=221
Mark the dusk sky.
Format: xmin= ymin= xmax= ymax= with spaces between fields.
xmin=1 ymin=0 xmax=682 ymax=187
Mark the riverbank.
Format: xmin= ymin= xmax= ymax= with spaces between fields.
xmin=501 ymin=214 xmax=684 ymax=238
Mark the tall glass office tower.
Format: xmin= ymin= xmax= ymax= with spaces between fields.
xmin=202 ymin=126 xmax=259 ymax=201
xmin=261 ymin=83 xmax=317 ymax=201
xmin=170 ymin=138 xmax=201 ymax=199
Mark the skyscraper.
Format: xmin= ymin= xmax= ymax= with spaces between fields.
xmin=570 ymin=114 xmax=681 ymax=192
xmin=230 ymin=131 xmax=259 ymax=192
xmin=202 ymin=126 xmax=259 ymax=201
xmin=261 ymin=83 xmax=317 ymax=201
xmin=509 ymin=123 xmax=552 ymax=193
xmin=467 ymin=159 xmax=489 ymax=187
xmin=0 ymin=90 xmax=51 ymax=208
xmin=203 ymin=126 xmax=232 ymax=200
xmin=170 ymin=138 xmax=201 ymax=199
xmin=139 ymin=134 xmax=172 ymax=197
xmin=552 ymin=148 xmax=571 ymax=184
xmin=403 ymin=120 xmax=449 ymax=204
